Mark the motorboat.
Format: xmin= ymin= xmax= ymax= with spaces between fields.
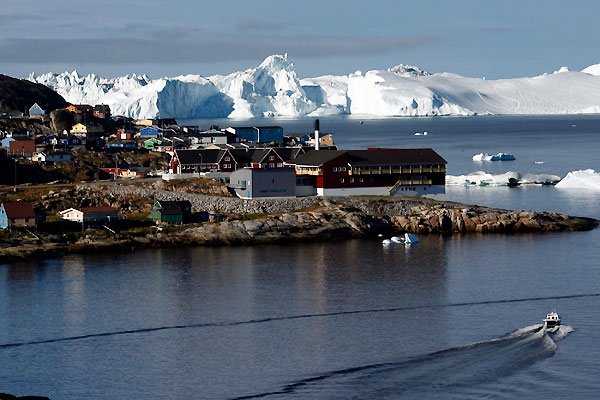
xmin=543 ymin=311 xmax=561 ymax=329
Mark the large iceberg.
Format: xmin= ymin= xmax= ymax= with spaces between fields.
xmin=555 ymin=169 xmax=600 ymax=190
xmin=28 ymin=55 xmax=600 ymax=119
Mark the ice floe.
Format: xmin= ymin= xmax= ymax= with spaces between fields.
xmin=472 ymin=152 xmax=516 ymax=162
xmin=446 ymin=171 xmax=562 ymax=186
xmin=555 ymin=169 xmax=600 ymax=190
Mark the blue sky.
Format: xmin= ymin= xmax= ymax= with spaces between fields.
xmin=0 ymin=0 xmax=598 ymax=79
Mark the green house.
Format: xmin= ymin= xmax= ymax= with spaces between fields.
xmin=150 ymin=200 xmax=192 ymax=224
xmin=143 ymin=138 xmax=162 ymax=149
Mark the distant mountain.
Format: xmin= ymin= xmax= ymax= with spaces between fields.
xmin=0 ymin=74 xmax=68 ymax=115
xmin=28 ymin=56 xmax=600 ymax=119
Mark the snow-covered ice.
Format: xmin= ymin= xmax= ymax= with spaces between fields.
xmin=28 ymin=55 xmax=600 ymax=119
xmin=446 ymin=171 xmax=561 ymax=186
xmin=555 ymin=169 xmax=600 ymax=190
xmin=473 ymin=153 xmax=516 ymax=162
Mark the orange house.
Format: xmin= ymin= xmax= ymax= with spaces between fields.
xmin=65 ymin=104 xmax=94 ymax=114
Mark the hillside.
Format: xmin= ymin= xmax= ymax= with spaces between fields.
xmin=0 ymin=74 xmax=68 ymax=115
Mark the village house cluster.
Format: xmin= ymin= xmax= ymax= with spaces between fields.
xmin=1 ymin=104 xmax=447 ymax=230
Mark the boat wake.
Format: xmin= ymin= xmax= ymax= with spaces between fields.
xmin=233 ymin=325 xmax=573 ymax=400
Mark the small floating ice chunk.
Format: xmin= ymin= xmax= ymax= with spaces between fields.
xmin=382 ymin=239 xmax=393 ymax=245
xmin=472 ymin=153 xmax=493 ymax=161
xmin=473 ymin=152 xmax=515 ymax=162
xmin=404 ymin=233 xmax=419 ymax=243
xmin=390 ymin=236 xmax=404 ymax=243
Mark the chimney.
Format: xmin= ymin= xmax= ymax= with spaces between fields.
xmin=314 ymin=119 xmax=320 ymax=151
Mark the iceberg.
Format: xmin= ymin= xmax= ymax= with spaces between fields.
xmin=446 ymin=171 xmax=561 ymax=186
xmin=28 ymin=55 xmax=600 ymax=119
xmin=555 ymin=169 xmax=600 ymax=190
xmin=473 ymin=152 xmax=515 ymax=162
xmin=404 ymin=233 xmax=420 ymax=243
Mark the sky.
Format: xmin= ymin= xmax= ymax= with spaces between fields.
xmin=1 ymin=0 xmax=598 ymax=80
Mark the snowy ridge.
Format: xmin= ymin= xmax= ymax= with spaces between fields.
xmin=28 ymin=55 xmax=600 ymax=119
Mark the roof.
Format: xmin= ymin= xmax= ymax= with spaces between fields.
xmin=289 ymin=150 xmax=346 ymax=166
xmin=289 ymin=148 xmax=447 ymax=167
xmin=250 ymin=148 xmax=272 ymax=163
xmin=227 ymin=125 xmax=283 ymax=130
xmin=2 ymin=202 xmax=36 ymax=218
xmin=272 ymin=147 xmax=305 ymax=162
xmin=175 ymin=149 xmax=223 ymax=165
xmin=155 ymin=200 xmax=191 ymax=215
xmin=227 ymin=148 xmax=254 ymax=164
xmin=347 ymin=148 xmax=447 ymax=165
xmin=80 ymin=206 xmax=118 ymax=213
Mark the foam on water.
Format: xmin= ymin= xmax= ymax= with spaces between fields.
xmin=234 ymin=325 xmax=573 ymax=399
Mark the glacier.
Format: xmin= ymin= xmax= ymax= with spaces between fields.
xmin=28 ymin=55 xmax=600 ymax=120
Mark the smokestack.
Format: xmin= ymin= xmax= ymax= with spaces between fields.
xmin=314 ymin=119 xmax=320 ymax=151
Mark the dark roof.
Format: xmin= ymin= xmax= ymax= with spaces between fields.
xmin=289 ymin=148 xmax=447 ymax=167
xmin=155 ymin=200 xmax=191 ymax=215
xmin=288 ymin=150 xmax=345 ymax=166
xmin=93 ymin=104 xmax=111 ymax=112
xmin=227 ymin=148 xmax=255 ymax=164
xmin=250 ymin=149 xmax=271 ymax=163
xmin=272 ymin=147 xmax=305 ymax=162
xmin=228 ymin=126 xmax=283 ymax=130
xmin=2 ymin=202 xmax=35 ymax=218
xmin=176 ymin=149 xmax=223 ymax=165
xmin=80 ymin=206 xmax=118 ymax=213
xmin=347 ymin=148 xmax=447 ymax=165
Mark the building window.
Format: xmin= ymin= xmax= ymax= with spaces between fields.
xmin=340 ymin=178 xmax=345 ymax=183
xmin=269 ymin=156 xmax=275 ymax=161
xmin=224 ymin=156 xmax=231 ymax=161
xmin=277 ymin=163 xmax=283 ymax=167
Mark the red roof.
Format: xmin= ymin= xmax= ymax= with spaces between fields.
xmin=8 ymin=139 xmax=35 ymax=153
xmin=80 ymin=206 xmax=118 ymax=213
xmin=3 ymin=202 xmax=36 ymax=218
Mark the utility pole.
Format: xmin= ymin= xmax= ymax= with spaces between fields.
xmin=13 ymin=158 xmax=17 ymax=192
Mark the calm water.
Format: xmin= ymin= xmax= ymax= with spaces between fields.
xmin=2 ymin=116 xmax=600 ymax=399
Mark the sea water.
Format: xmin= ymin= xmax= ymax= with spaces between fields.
xmin=1 ymin=115 xmax=600 ymax=399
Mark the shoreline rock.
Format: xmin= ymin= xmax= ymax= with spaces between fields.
xmin=1 ymin=197 xmax=597 ymax=264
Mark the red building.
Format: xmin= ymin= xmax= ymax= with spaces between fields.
xmin=288 ymin=148 xmax=447 ymax=196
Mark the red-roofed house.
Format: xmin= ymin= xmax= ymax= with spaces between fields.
xmin=0 ymin=202 xmax=42 ymax=229
xmin=8 ymin=139 xmax=36 ymax=157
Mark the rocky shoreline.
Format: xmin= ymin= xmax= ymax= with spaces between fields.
xmin=1 ymin=195 xmax=597 ymax=264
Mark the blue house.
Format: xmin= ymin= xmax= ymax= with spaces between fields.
xmin=1 ymin=137 xmax=15 ymax=149
xmin=139 ymin=127 xmax=160 ymax=138
xmin=225 ymin=126 xmax=283 ymax=143
xmin=0 ymin=202 xmax=41 ymax=229
xmin=59 ymin=135 xmax=83 ymax=147
xmin=106 ymin=140 xmax=138 ymax=151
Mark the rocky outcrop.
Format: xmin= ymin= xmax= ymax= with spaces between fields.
xmin=1 ymin=194 xmax=597 ymax=264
